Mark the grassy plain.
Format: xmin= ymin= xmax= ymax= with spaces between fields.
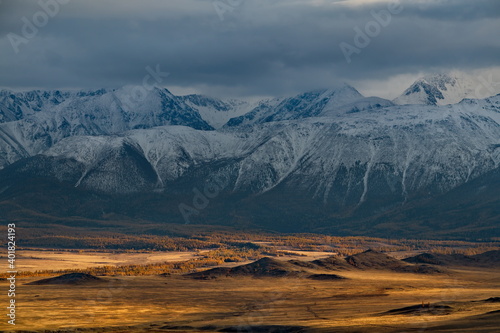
xmin=1 ymin=254 xmax=499 ymax=332
xmin=0 ymin=232 xmax=498 ymax=332
xmin=2 ymin=268 xmax=498 ymax=332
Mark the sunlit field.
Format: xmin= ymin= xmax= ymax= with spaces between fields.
xmin=2 ymin=233 xmax=499 ymax=332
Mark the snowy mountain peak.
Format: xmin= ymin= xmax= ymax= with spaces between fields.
xmin=331 ymin=82 xmax=362 ymax=94
xmin=318 ymin=83 xmax=364 ymax=107
xmin=301 ymin=83 xmax=363 ymax=100
xmin=420 ymin=72 xmax=457 ymax=90
xmin=112 ymin=85 xmax=173 ymax=103
xmin=393 ymin=71 xmax=498 ymax=106
xmin=224 ymin=84 xmax=367 ymax=127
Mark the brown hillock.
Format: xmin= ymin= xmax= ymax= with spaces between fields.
xmin=403 ymin=252 xmax=479 ymax=266
xmin=345 ymin=249 xmax=410 ymax=270
xmin=287 ymin=260 xmax=319 ymax=269
xmin=307 ymin=273 xmax=346 ymax=281
xmin=310 ymin=255 xmax=353 ymax=270
xmin=403 ymin=251 xmax=500 ymax=267
xmin=472 ymin=250 xmax=500 ymax=265
xmin=26 ymin=273 xmax=103 ymax=285
xmin=187 ymin=257 xmax=308 ymax=279
xmin=346 ymin=249 xmax=444 ymax=273
xmin=186 ymin=267 xmax=231 ymax=280
xmin=188 ymin=250 xmax=444 ymax=280
xmin=482 ymin=297 xmax=500 ymax=303
xmin=383 ymin=303 xmax=454 ymax=316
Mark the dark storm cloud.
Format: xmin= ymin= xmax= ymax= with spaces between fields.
xmin=0 ymin=0 xmax=499 ymax=98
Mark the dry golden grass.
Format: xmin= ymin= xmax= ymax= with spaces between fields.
xmin=2 ymin=265 xmax=499 ymax=332
xmin=5 ymin=249 xmax=206 ymax=272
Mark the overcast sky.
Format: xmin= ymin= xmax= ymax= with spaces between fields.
xmin=0 ymin=0 xmax=499 ymax=99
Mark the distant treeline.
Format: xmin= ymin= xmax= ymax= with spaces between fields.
xmin=1 ymin=230 xmax=498 ymax=278
xmin=1 ymin=247 xmax=276 ymax=278
xmin=9 ymin=230 xmax=500 ymax=252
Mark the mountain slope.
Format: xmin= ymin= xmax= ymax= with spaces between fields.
xmin=225 ymin=84 xmax=382 ymax=127
xmin=0 ymin=80 xmax=499 ymax=238
xmin=0 ymin=89 xmax=105 ymax=123
xmin=393 ymin=72 xmax=496 ymax=105
xmin=28 ymin=95 xmax=500 ymax=197
xmin=0 ymin=94 xmax=499 ymax=237
xmin=182 ymin=94 xmax=254 ymax=129
xmin=0 ymin=87 xmax=214 ymax=168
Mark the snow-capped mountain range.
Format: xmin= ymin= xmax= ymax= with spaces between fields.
xmin=1 ymin=73 xmax=499 ymax=237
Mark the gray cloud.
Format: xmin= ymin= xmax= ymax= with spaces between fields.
xmin=0 ymin=0 xmax=499 ymax=99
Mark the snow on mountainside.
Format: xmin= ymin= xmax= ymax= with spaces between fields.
xmin=225 ymin=84 xmax=382 ymax=127
xmin=0 ymin=84 xmax=372 ymax=168
xmin=31 ymin=94 xmax=500 ymax=199
xmin=0 ymin=86 xmax=215 ymax=167
xmin=0 ymin=86 xmax=214 ymax=129
xmin=1 ymin=78 xmax=500 ymax=197
xmin=0 ymin=89 xmax=106 ymax=123
xmin=1 ymin=78 xmax=500 ymax=236
xmin=43 ymin=126 xmax=255 ymax=192
xmin=182 ymin=94 xmax=255 ymax=129
xmin=393 ymin=72 xmax=499 ymax=105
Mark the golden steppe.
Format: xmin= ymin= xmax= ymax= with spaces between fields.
xmin=1 ymin=249 xmax=499 ymax=333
